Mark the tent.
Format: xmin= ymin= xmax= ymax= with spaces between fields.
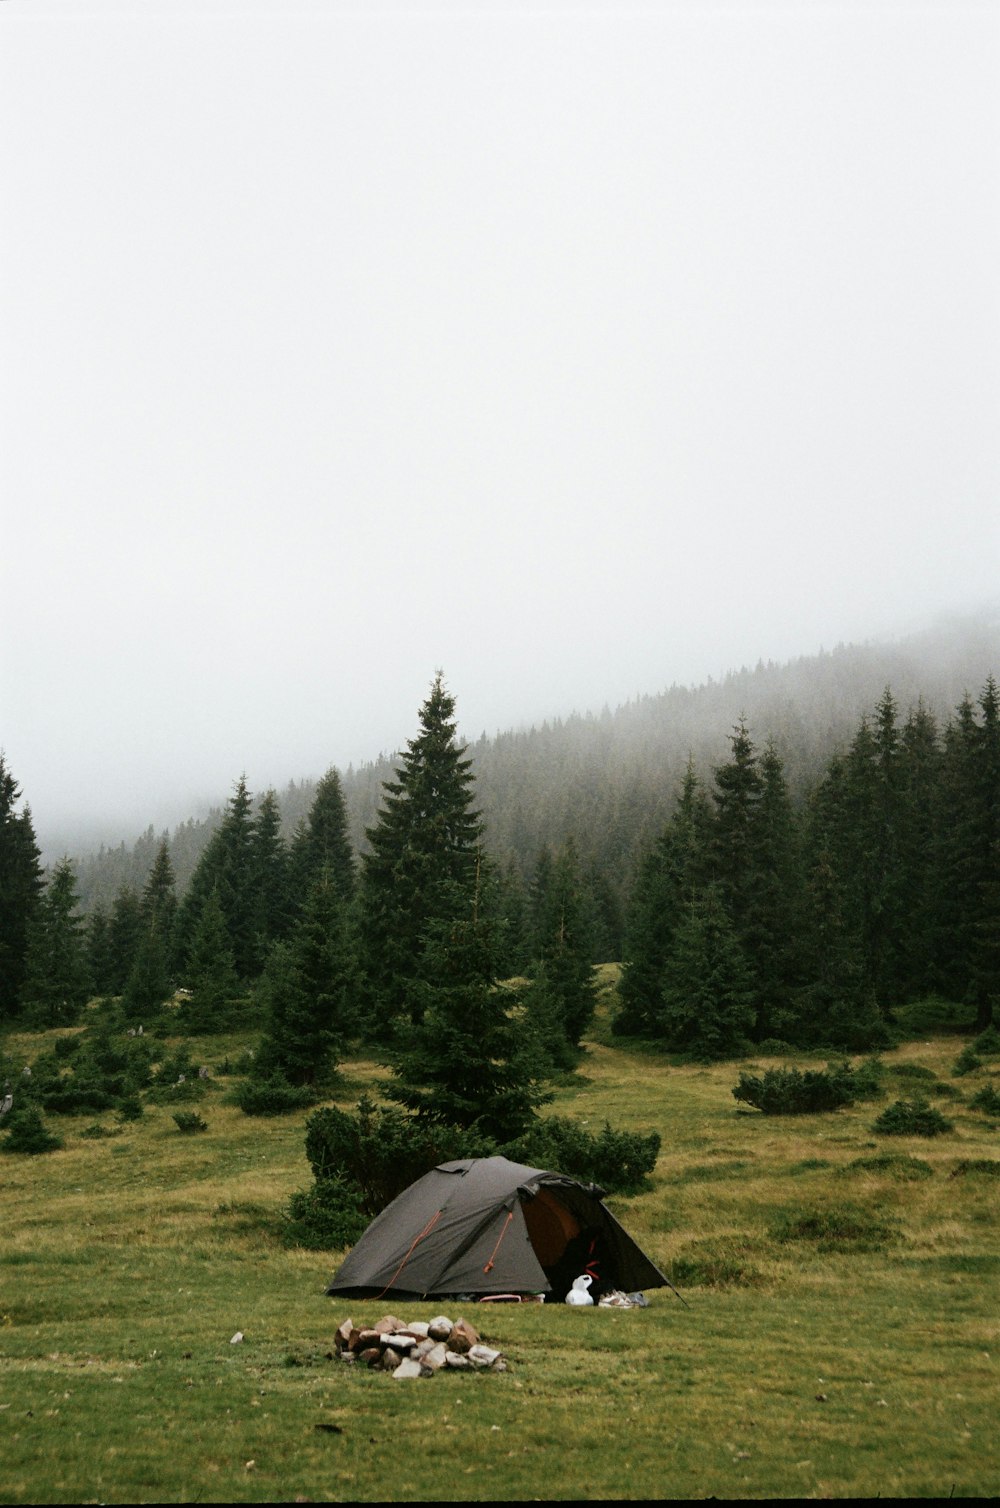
xmin=325 ymin=1155 xmax=670 ymax=1302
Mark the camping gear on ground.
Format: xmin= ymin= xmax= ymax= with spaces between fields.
xmin=325 ymin=1155 xmax=670 ymax=1303
xmin=565 ymin=1274 xmax=595 ymax=1306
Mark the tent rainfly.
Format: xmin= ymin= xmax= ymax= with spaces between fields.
xmin=325 ymin=1155 xmax=670 ymax=1302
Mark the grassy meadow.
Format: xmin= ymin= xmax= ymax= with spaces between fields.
xmin=2 ymin=976 xmax=999 ymax=1502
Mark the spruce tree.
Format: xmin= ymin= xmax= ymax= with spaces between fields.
xmin=22 ymin=860 xmax=91 ymax=1027
xmin=384 ymin=875 xmax=551 ymax=1141
xmin=178 ymin=886 xmax=239 ymax=1034
xmin=0 ymin=755 xmax=43 ymax=1024
xmin=658 ymin=883 xmax=755 ymax=1059
xmin=252 ymin=867 xmax=354 ymax=1088
xmin=249 ymin=788 xmax=292 ymax=968
xmin=617 ymin=760 xmax=713 ymax=1036
xmin=288 ymin=767 xmax=355 ymax=907
xmin=524 ymin=839 xmax=597 ymax=1058
xmin=358 ymin=674 xmax=484 ymax=1036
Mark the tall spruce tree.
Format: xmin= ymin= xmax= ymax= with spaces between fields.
xmin=523 ymin=839 xmax=597 ymax=1061
xmin=384 ymin=872 xmax=551 ymax=1141
xmin=22 ymin=860 xmax=91 ymax=1027
xmin=617 ymin=760 xmax=713 ymax=1036
xmin=0 ymin=755 xmax=43 ymax=1024
xmin=250 ymin=866 xmax=354 ymax=1088
xmin=658 ymin=883 xmax=755 ymax=1059
xmin=358 ymin=674 xmax=484 ymax=1036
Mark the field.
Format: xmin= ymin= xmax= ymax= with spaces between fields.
xmin=2 ymin=984 xmax=999 ymax=1502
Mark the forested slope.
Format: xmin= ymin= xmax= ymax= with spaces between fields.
xmin=69 ymin=609 xmax=999 ymax=918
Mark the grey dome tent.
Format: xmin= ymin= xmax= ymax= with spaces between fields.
xmin=325 ymin=1155 xmax=670 ymax=1302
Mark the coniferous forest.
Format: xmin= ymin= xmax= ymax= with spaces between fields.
xmin=2 ymin=634 xmax=998 ymax=1068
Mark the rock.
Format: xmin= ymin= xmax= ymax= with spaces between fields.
xmin=407 ymin=1322 xmax=430 ymax=1340
xmin=230 ymin=1332 xmax=244 ymax=1345
xmin=381 ymin=1333 xmax=416 ymax=1351
xmin=373 ymin=1316 xmax=404 ymax=1336
xmin=382 ymin=1347 xmax=403 ymax=1370
xmin=356 ymin=1329 xmax=381 ymax=1350
xmin=356 ymin=1347 xmax=381 ymax=1368
xmin=468 ymin=1345 xmax=502 ymax=1368
xmin=427 ymin=1316 xmax=454 ymax=1341
xmin=334 ymin=1319 xmax=355 ymax=1354
xmin=448 ymin=1318 xmax=480 ymax=1354
xmin=412 ymin=1339 xmax=437 ymax=1360
xmin=444 ymin=1351 xmax=471 ymax=1369
xmin=339 ymin=1351 xmax=356 ymax=1364
xmin=421 ymin=1342 xmax=449 ymax=1372
xmin=392 ymin=1357 xmax=424 ymax=1379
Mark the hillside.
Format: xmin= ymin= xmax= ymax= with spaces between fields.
xmin=69 ymin=608 xmax=1000 ymax=916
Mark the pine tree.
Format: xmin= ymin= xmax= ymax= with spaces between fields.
xmin=358 ymin=674 xmax=484 ymax=1036
xmin=0 ymin=755 xmax=43 ymax=1024
xmin=120 ymin=839 xmax=178 ymax=1015
xmin=249 ymin=788 xmax=292 ymax=969
xmin=617 ymin=760 xmax=713 ymax=1035
xmin=107 ymin=886 xmax=144 ymax=995
xmin=22 ymin=860 xmax=91 ymax=1027
xmin=252 ymin=867 xmax=354 ymax=1087
xmin=524 ymin=839 xmax=597 ymax=1056
xmin=969 ymin=677 xmax=1000 ymax=1028
xmin=384 ymin=875 xmax=551 ymax=1141
xmin=178 ymin=887 xmax=239 ymax=1034
xmin=288 ymin=767 xmax=355 ymax=908
xmin=174 ymin=777 xmax=258 ymax=982
xmin=658 ymin=883 xmax=755 ymax=1059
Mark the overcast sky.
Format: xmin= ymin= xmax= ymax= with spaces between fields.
xmin=2 ymin=0 xmax=998 ymax=850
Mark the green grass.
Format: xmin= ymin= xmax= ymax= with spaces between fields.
xmin=1 ymin=1004 xmax=999 ymax=1501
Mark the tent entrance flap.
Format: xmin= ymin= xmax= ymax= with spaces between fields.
xmin=521 ymin=1186 xmax=581 ymax=1267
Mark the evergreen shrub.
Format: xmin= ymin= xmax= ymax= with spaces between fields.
xmin=501 ymin=1116 xmax=661 ymax=1194
xmin=234 ymin=1073 xmax=316 ymax=1117
xmin=304 ymin=1096 xmax=487 ymax=1216
xmin=974 ymin=1026 xmax=1000 ymax=1056
xmin=872 ymin=1098 xmax=953 ymax=1137
xmin=953 ymin=1045 xmax=983 ymax=1076
xmin=80 ymin=1122 xmax=121 ymax=1140
xmin=283 ymin=1174 xmax=366 ymax=1250
xmin=969 ymin=1084 xmax=1000 ymax=1117
xmin=1 ymin=1106 xmax=63 ymax=1154
xmin=732 ymin=1062 xmax=861 ymax=1114
xmin=172 ymin=1110 xmax=208 ymax=1134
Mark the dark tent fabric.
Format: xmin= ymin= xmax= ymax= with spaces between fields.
xmin=325 ymin=1155 xmax=669 ymax=1302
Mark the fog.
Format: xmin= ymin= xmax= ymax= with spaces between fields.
xmin=2 ymin=0 xmax=998 ymax=854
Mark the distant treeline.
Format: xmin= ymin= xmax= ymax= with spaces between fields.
xmin=2 ymin=677 xmax=998 ymax=1060
xmin=65 ymin=610 xmax=1000 ymax=930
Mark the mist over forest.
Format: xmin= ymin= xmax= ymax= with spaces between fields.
xmin=64 ymin=607 xmax=1000 ymax=925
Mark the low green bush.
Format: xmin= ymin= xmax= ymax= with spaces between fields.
xmin=1 ymin=1106 xmax=63 ymax=1154
xmin=283 ymin=1174 xmax=367 ymax=1250
xmin=953 ymin=1045 xmax=983 ymax=1077
xmin=304 ymin=1096 xmax=486 ymax=1216
xmin=969 ymin=1084 xmax=1000 ymax=1117
xmin=872 ymin=1098 xmax=953 ymax=1137
xmin=949 ymin=1158 xmax=1000 ymax=1179
xmin=234 ymin=1073 xmax=316 ymax=1117
xmin=502 ymin=1116 xmax=661 ymax=1194
xmin=974 ymin=1026 xmax=1000 ymax=1056
xmin=732 ymin=1062 xmax=860 ymax=1114
xmin=172 ymin=1110 xmax=208 ymax=1134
